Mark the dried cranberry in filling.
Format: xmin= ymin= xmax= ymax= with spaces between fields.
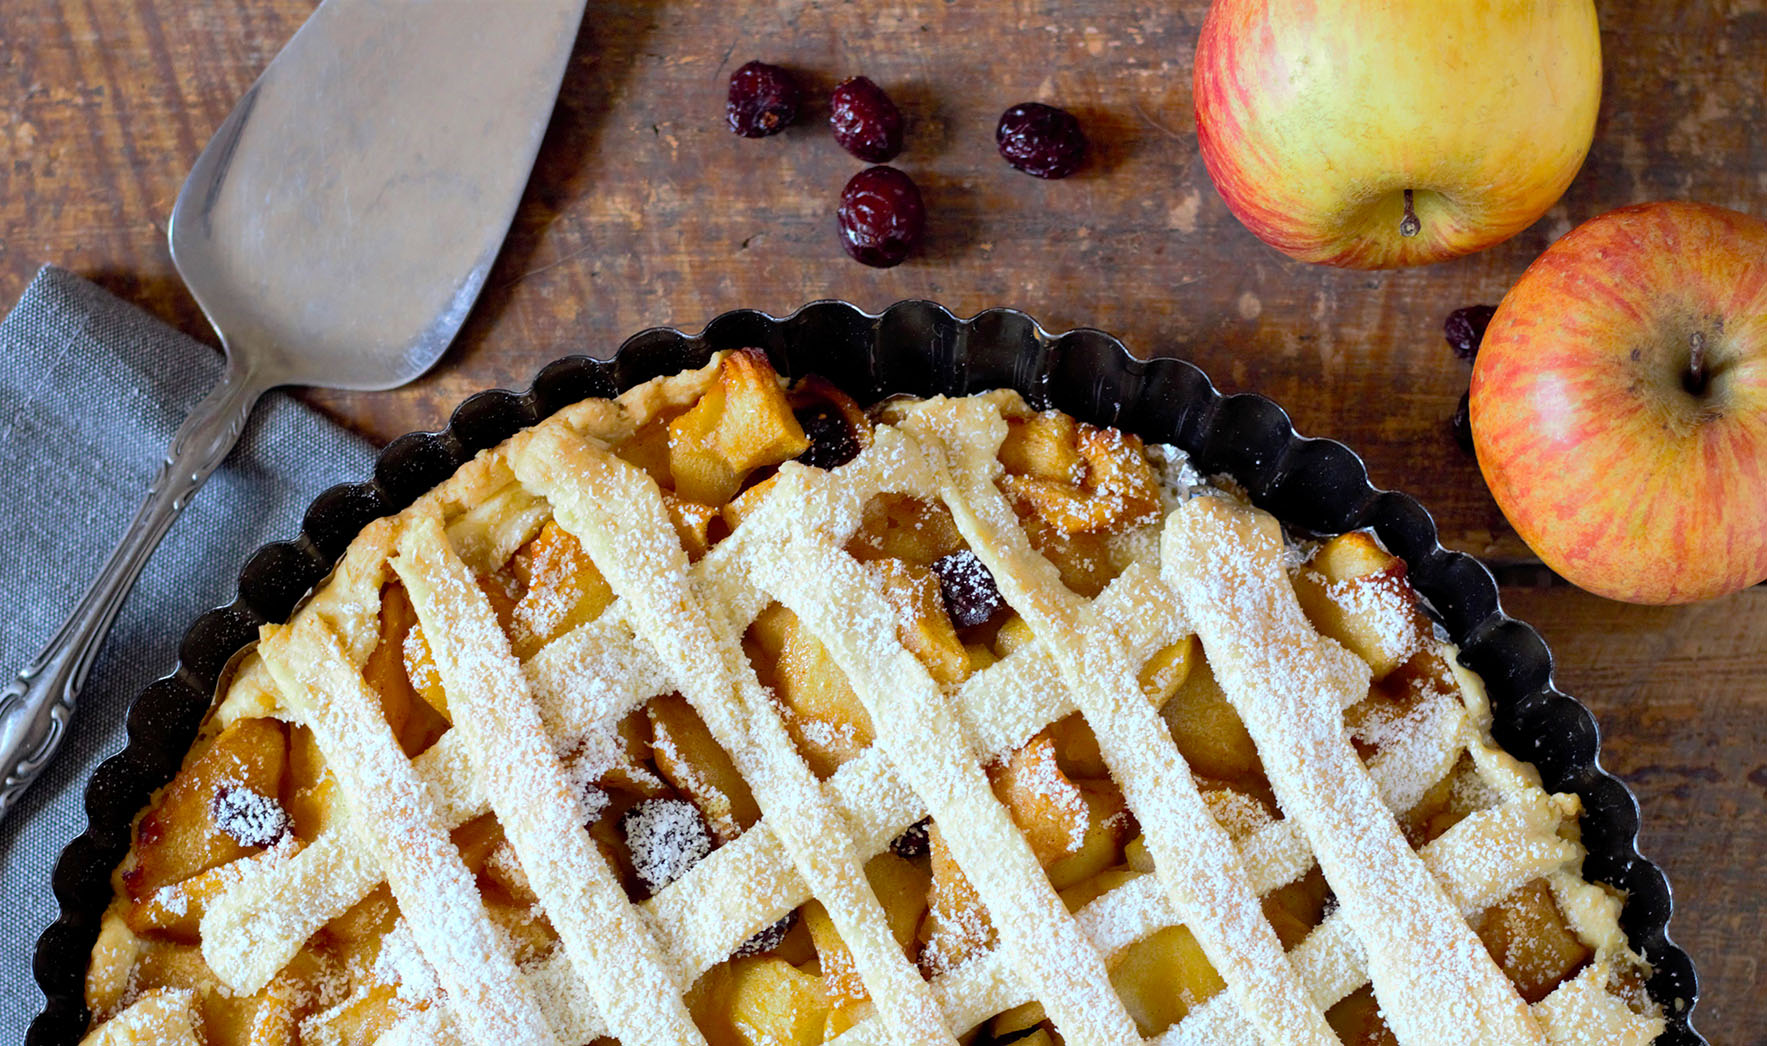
xmin=889 ymin=816 xmax=932 ymax=858
xmin=795 ymin=404 xmax=863 ymax=470
xmin=732 ymin=911 xmax=797 ymax=957
xmin=211 ymin=785 xmax=291 ymax=848
xmin=620 ymin=797 xmax=713 ymax=896
xmin=932 ymin=549 xmax=1005 ymax=628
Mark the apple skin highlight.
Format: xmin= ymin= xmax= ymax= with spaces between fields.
xmin=1471 ymin=201 xmax=1767 ymax=604
xmin=1193 ymin=0 xmax=1602 ymax=270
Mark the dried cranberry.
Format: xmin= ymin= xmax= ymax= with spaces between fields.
xmin=795 ymin=405 xmax=863 ymax=470
xmin=1444 ymin=305 xmax=1498 ymax=363
xmin=211 ymin=785 xmax=291 ymax=848
xmin=932 ymin=550 xmax=1005 ymax=628
xmin=996 ymin=102 xmax=1087 ymax=179
xmin=726 ymin=61 xmax=801 ymax=138
xmin=837 ymin=166 xmax=925 ymax=268
xmin=829 ymin=76 xmax=904 ymax=162
xmin=733 ymin=911 xmax=797 ymax=957
xmin=620 ymin=798 xmax=713 ymax=896
xmin=1452 ymin=390 xmax=1475 ymax=456
xmin=577 ymin=782 xmax=610 ymax=828
xmin=889 ymin=817 xmax=932 ymax=858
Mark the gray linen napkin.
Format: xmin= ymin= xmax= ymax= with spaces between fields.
xmin=0 ymin=266 xmax=376 ymax=1038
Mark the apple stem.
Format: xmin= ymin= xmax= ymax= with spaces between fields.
xmin=1399 ymin=189 xmax=1421 ymax=238
xmin=1686 ymin=331 xmax=1709 ymax=394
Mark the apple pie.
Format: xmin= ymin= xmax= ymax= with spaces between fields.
xmin=79 ymin=349 xmax=1666 ymax=1046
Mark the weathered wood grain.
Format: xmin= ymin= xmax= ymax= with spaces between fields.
xmin=2 ymin=1 xmax=1763 ymax=1041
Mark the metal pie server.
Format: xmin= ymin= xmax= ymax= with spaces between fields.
xmin=0 ymin=0 xmax=587 ymax=819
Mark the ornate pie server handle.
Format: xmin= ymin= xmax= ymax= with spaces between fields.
xmin=0 ymin=361 xmax=267 ymax=820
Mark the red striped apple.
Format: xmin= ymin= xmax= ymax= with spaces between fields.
xmin=1194 ymin=0 xmax=1602 ymax=269
xmin=1471 ymin=201 xmax=1767 ymax=604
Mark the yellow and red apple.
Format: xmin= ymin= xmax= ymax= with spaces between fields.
xmin=1471 ymin=201 xmax=1767 ymax=604
xmin=1193 ymin=0 xmax=1603 ymax=269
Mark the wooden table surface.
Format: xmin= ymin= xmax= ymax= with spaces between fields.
xmin=4 ymin=1 xmax=1763 ymax=1040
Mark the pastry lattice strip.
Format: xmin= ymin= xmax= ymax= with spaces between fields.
xmin=190 ymin=369 xmax=1656 ymax=1046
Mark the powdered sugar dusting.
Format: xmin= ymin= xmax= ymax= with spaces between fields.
xmin=402 ymin=625 xmax=442 ymax=696
xmin=1202 ymin=788 xmax=1274 ymax=841
xmin=621 ymin=798 xmax=714 ymax=895
xmin=1012 ymin=741 xmax=1089 ymax=853
xmin=796 ymin=715 xmax=862 ymax=752
xmin=87 ymin=989 xmax=204 ymax=1044
xmin=211 ymin=783 xmax=291 ymax=848
xmin=1309 ymin=567 xmax=1424 ymax=668
xmin=738 ymin=416 xmax=1141 ymax=1042
xmin=392 ymin=509 xmax=710 ymax=1045
xmin=931 ymin=549 xmax=1004 ymax=628
xmin=374 ymin=919 xmax=443 ymax=1003
xmin=1146 ymin=442 xmax=1207 ymax=512
xmin=1349 ymin=689 xmax=1442 ymax=752
xmin=562 ymin=746 xmax=613 ymax=826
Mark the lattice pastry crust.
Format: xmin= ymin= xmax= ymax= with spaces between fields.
xmin=83 ymin=351 xmax=1664 ymax=1046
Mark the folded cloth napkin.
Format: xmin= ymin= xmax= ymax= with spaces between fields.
xmin=0 ymin=266 xmax=376 ymax=1041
